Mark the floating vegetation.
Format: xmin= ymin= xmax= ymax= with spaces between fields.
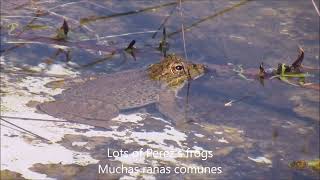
xmin=168 ymin=0 xmax=252 ymax=37
xmin=289 ymin=159 xmax=320 ymax=172
xmin=79 ymin=1 xmax=178 ymax=25
xmin=158 ymin=27 xmax=169 ymax=57
xmin=1 ymin=118 xmax=51 ymax=143
xmin=79 ymin=51 xmax=116 ymax=68
xmin=151 ymin=5 xmax=176 ymax=39
xmin=26 ymin=24 xmax=49 ymax=30
xmin=1 ymin=1 xmax=319 ymax=179
xmin=54 ymin=19 xmax=69 ymax=40
xmin=7 ymin=22 xmax=19 ymax=35
xmin=259 ymin=47 xmax=319 ymax=90
xmin=124 ymin=40 xmax=137 ymax=61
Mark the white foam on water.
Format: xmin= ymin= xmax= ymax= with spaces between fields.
xmin=72 ymin=142 xmax=88 ymax=147
xmin=218 ymin=137 xmax=229 ymax=144
xmin=1 ymin=127 xmax=98 ymax=180
xmin=194 ymin=133 xmax=205 ymax=138
xmin=248 ymin=156 xmax=272 ymax=164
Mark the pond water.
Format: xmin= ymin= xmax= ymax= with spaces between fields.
xmin=1 ymin=0 xmax=319 ymax=179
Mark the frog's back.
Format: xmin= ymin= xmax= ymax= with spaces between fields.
xmin=56 ymin=70 xmax=161 ymax=109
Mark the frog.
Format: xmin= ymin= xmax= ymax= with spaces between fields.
xmin=38 ymin=54 xmax=205 ymax=129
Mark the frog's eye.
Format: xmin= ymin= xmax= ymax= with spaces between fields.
xmin=175 ymin=65 xmax=184 ymax=71
xmin=170 ymin=62 xmax=185 ymax=74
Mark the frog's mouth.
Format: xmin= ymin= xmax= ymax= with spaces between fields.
xmin=185 ymin=64 xmax=206 ymax=80
xmin=166 ymin=64 xmax=206 ymax=88
xmin=191 ymin=73 xmax=205 ymax=80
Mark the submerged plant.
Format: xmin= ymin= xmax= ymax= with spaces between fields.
xmin=124 ymin=40 xmax=137 ymax=61
xmin=158 ymin=27 xmax=169 ymax=57
xmin=54 ymin=19 xmax=69 ymax=40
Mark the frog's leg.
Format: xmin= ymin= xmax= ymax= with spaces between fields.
xmin=38 ymin=98 xmax=119 ymax=129
xmin=157 ymin=89 xmax=193 ymax=128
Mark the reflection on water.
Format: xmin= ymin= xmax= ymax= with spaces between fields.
xmin=1 ymin=0 xmax=319 ymax=179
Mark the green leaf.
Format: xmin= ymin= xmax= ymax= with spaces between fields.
xmin=279 ymin=76 xmax=299 ymax=86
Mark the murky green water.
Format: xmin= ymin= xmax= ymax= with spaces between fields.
xmin=1 ymin=0 xmax=319 ymax=179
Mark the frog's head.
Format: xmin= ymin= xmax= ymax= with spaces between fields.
xmin=148 ymin=54 xmax=205 ymax=88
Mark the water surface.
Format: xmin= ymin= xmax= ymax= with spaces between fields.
xmin=1 ymin=0 xmax=319 ymax=179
